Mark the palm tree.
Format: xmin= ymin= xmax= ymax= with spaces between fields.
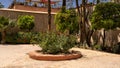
xmin=25 ymin=0 xmax=32 ymax=6
xmin=48 ymin=0 xmax=51 ymax=31
xmin=97 ymin=0 xmax=100 ymax=4
xmin=62 ymin=0 xmax=66 ymax=7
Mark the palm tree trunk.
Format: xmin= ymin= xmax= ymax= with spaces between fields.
xmin=62 ymin=0 xmax=66 ymax=7
xmin=97 ymin=0 xmax=100 ymax=4
xmin=48 ymin=0 xmax=51 ymax=31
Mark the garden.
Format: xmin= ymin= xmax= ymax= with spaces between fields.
xmin=0 ymin=2 xmax=120 ymax=61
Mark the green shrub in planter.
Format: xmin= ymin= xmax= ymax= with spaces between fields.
xmin=32 ymin=33 xmax=77 ymax=54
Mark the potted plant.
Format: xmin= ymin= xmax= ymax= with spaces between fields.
xmin=28 ymin=8 xmax=81 ymax=61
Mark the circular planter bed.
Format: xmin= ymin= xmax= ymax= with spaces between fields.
xmin=28 ymin=50 xmax=82 ymax=61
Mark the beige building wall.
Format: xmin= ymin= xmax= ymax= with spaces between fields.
xmin=10 ymin=4 xmax=60 ymax=12
xmin=0 ymin=8 xmax=56 ymax=32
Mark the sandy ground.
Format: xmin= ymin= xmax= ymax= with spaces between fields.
xmin=0 ymin=44 xmax=120 ymax=68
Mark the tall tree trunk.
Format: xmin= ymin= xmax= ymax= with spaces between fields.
xmin=79 ymin=0 xmax=84 ymax=44
xmin=62 ymin=0 xmax=66 ymax=7
xmin=86 ymin=30 xmax=94 ymax=47
xmin=84 ymin=0 xmax=93 ymax=47
xmin=76 ymin=0 xmax=81 ymax=44
xmin=76 ymin=0 xmax=93 ymax=47
xmin=76 ymin=0 xmax=80 ymax=16
xmin=48 ymin=0 xmax=51 ymax=31
xmin=103 ymin=29 xmax=106 ymax=47
xmin=80 ymin=0 xmax=87 ymax=44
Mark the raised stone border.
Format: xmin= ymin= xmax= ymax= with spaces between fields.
xmin=28 ymin=50 xmax=82 ymax=61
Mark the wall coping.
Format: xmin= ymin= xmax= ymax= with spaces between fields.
xmin=0 ymin=8 xmax=56 ymax=14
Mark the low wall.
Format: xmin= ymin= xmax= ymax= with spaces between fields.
xmin=92 ymin=29 xmax=120 ymax=46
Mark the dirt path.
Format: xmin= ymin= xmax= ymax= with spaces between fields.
xmin=0 ymin=44 xmax=120 ymax=68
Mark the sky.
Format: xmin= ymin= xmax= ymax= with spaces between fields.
xmin=0 ymin=0 xmax=108 ymax=8
xmin=0 ymin=0 xmax=13 ymax=8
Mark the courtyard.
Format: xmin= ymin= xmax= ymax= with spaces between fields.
xmin=0 ymin=44 xmax=120 ymax=68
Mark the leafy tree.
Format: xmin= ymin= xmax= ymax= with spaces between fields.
xmin=90 ymin=2 xmax=120 ymax=46
xmin=17 ymin=15 xmax=34 ymax=31
xmin=90 ymin=2 xmax=120 ymax=30
xmin=54 ymin=7 xmax=79 ymax=34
